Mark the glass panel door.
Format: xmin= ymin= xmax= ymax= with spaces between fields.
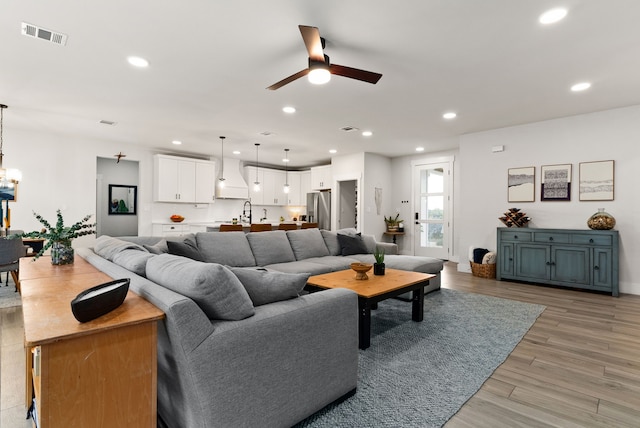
xmin=414 ymin=162 xmax=450 ymax=259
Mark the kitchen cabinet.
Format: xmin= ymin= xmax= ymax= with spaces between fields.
xmin=152 ymin=223 xmax=190 ymax=237
xmin=245 ymin=166 xmax=288 ymax=206
xmin=154 ymin=154 xmax=215 ymax=203
xmin=497 ymin=227 xmax=619 ymax=296
xmin=310 ymin=165 xmax=332 ymax=190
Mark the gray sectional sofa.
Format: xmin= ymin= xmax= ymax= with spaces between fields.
xmin=77 ymin=228 xmax=444 ymax=428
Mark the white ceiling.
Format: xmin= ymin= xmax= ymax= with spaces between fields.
xmin=2 ymin=1 xmax=640 ymax=168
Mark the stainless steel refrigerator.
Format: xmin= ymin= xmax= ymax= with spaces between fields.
xmin=306 ymin=191 xmax=331 ymax=230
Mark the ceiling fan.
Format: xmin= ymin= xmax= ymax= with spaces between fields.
xmin=267 ymin=25 xmax=382 ymax=90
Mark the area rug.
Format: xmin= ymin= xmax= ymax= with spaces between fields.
xmin=0 ymin=277 xmax=21 ymax=308
xmin=295 ymin=288 xmax=545 ymax=428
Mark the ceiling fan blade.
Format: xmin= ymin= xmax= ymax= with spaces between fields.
xmin=299 ymin=25 xmax=325 ymax=62
xmin=266 ymin=69 xmax=309 ymax=90
xmin=330 ymin=64 xmax=382 ymax=84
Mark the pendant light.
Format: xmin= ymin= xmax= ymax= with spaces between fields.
xmin=0 ymin=104 xmax=22 ymax=186
xmin=218 ymin=136 xmax=226 ymax=188
xmin=253 ymin=143 xmax=261 ymax=192
xmin=283 ymin=148 xmax=290 ymax=194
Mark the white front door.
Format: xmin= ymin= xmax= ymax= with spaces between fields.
xmin=413 ymin=160 xmax=452 ymax=259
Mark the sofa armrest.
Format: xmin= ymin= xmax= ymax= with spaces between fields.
xmin=183 ymin=288 xmax=358 ymax=428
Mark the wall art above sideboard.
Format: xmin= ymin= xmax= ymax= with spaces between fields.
xmin=507 ymin=160 xmax=615 ymax=203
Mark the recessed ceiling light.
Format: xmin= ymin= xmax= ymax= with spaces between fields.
xmin=282 ymin=106 xmax=296 ymax=114
xmin=362 ymin=130 xmax=373 ymax=137
xmin=329 ymin=149 xmax=337 ymax=154
xmin=571 ymin=82 xmax=591 ymax=92
xmin=127 ymin=56 xmax=149 ymax=68
xmin=233 ymin=150 xmax=241 ymax=155
xmin=416 ymin=147 xmax=425 ymax=152
xmin=539 ymin=8 xmax=568 ymax=24
xmin=172 ymin=140 xmax=182 ymax=145
xmin=443 ymin=112 xmax=457 ymax=119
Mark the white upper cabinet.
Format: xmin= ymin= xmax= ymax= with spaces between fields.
xmin=310 ymin=165 xmax=332 ymax=190
xmin=154 ymin=154 xmax=215 ymax=203
xmin=286 ymin=172 xmax=302 ymax=206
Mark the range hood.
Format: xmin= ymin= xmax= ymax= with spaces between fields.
xmin=216 ymin=157 xmax=249 ymax=199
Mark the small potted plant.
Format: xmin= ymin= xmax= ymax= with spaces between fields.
xmin=373 ymin=246 xmax=385 ymax=275
xmin=20 ymin=210 xmax=96 ymax=265
xmin=384 ymin=213 xmax=402 ymax=232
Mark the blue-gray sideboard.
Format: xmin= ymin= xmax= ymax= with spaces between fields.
xmin=497 ymin=227 xmax=619 ymax=296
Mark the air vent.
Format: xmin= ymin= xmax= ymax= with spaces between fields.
xmin=260 ymin=131 xmax=275 ymax=136
xmin=21 ymin=22 xmax=68 ymax=46
xmin=99 ymin=120 xmax=116 ymax=126
xmin=340 ymin=126 xmax=360 ymax=132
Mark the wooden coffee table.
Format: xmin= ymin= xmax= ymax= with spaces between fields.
xmin=306 ymin=268 xmax=435 ymax=349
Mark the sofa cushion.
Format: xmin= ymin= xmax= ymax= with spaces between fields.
xmin=321 ymin=230 xmax=342 ymax=256
xmin=94 ymin=235 xmax=148 ymax=261
xmin=246 ymin=231 xmax=296 ymax=266
xmin=230 ymin=267 xmax=309 ymax=306
xmin=286 ymin=229 xmax=330 ymax=260
xmin=167 ymin=236 xmax=204 ymax=262
xmin=147 ymin=254 xmax=255 ymax=320
xmin=337 ymin=233 xmax=369 ymax=256
xmin=265 ymin=260 xmax=337 ymax=276
xmin=351 ymin=254 xmax=444 ymax=274
xmin=143 ymin=239 xmax=168 ymax=254
xmin=112 ymin=249 xmax=155 ymax=277
xmin=196 ymin=232 xmax=256 ymax=267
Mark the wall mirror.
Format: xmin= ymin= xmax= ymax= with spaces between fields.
xmin=108 ymin=184 xmax=137 ymax=215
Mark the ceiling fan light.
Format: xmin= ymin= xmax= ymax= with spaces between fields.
xmin=308 ymin=67 xmax=331 ymax=85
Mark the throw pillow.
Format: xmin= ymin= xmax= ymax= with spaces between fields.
xmin=147 ymin=254 xmax=255 ymax=320
xmin=94 ymin=235 xmax=148 ymax=261
xmin=245 ymin=231 xmax=296 ymax=266
xmin=112 ymin=250 xmax=155 ymax=277
xmin=337 ymin=233 xmax=369 ymax=256
xmin=286 ymin=229 xmax=330 ymax=260
xmin=230 ymin=267 xmax=309 ymax=306
xmin=143 ymin=239 xmax=168 ymax=254
xmin=167 ymin=236 xmax=204 ymax=261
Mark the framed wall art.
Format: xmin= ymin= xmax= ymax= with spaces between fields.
xmin=108 ymin=184 xmax=137 ymax=215
xmin=579 ymin=160 xmax=614 ymax=201
xmin=507 ymin=167 xmax=535 ymax=202
xmin=541 ymin=164 xmax=572 ymax=201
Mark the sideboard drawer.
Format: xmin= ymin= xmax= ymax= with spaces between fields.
xmin=571 ymin=234 xmax=612 ymax=246
xmin=534 ymin=232 xmax=570 ymax=244
xmin=500 ymin=231 xmax=532 ymax=241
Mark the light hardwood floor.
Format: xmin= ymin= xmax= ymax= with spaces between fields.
xmin=2 ymin=262 xmax=640 ymax=427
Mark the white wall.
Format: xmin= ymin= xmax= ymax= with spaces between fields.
xmin=362 ymin=153 xmax=393 ymax=238
xmin=458 ymin=105 xmax=640 ymax=294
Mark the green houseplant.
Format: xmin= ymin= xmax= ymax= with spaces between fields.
xmin=21 ymin=210 xmax=96 ymax=265
xmin=384 ymin=213 xmax=403 ymax=231
xmin=373 ymin=246 xmax=385 ymax=275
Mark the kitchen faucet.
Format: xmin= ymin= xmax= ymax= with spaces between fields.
xmin=260 ymin=208 xmax=267 ymax=222
xmin=243 ymin=200 xmax=252 ymax=224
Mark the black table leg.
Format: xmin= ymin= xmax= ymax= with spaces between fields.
xmin=412 ymin=281 xmax=426 ymax=322
xmin=358 ymin=298 xmax=372 ymax=350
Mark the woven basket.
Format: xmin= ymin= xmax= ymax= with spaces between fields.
xmin=470 ymin=262 xmax=496 ymax=279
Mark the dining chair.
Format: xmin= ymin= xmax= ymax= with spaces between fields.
xmin=250 ymin=223 xmax=273 ymax=232
xmin=301 ymin=222 xmax=319 ymax=229
xmin=277 ymin=223 xmax=298 ymax=231
xmin=0 ymin=236 xmax=28 ymax=293
xmin=219 ymin=224 xmax=244 ymax=232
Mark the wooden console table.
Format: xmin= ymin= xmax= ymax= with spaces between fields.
xmin=20 ymin=256 xmax=165 ymax=428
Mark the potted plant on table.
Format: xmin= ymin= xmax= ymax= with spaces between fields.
xmin=373 ymin=246 xmax=385 ymax=275
xmin=384 ymin=213 xmax=403 ymax=232
xmin=20 ymin=210 xmax=96 ymax=265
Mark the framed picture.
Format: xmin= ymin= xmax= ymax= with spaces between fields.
xmin=108 ymin=184 xmax=137 ymax=215
xmin=0 ymin=182 xmax=17 ymax=201
xmin=508 ymin=167 xmax=535 ymax=202
xmin=579 ymin=160 xmax=614 ymax=201
xmin=541 ymin=164 xmax=572 ymax=201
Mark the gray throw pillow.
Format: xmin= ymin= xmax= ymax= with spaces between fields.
xmin=167 ymin=236 xmax=204 ymax=261
xmin=337 ymin=233 xmax=369 ymax=256
xmin=94 ymin=235 xmax=148 ymax=261
xmin=147 ymin=254 xmax=255 ymax=320
xmin=246 ymin=231 xmax=296 ymax=266
xmin=286 ymin=229 xmax=330 ymax=260
xmin=230 ymin=267 xmax=309 ymax=306
xmin=143 ymin=240 xmax=168 ymax=254
xmin=112 ymin=250 xmax=155 ymax=277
